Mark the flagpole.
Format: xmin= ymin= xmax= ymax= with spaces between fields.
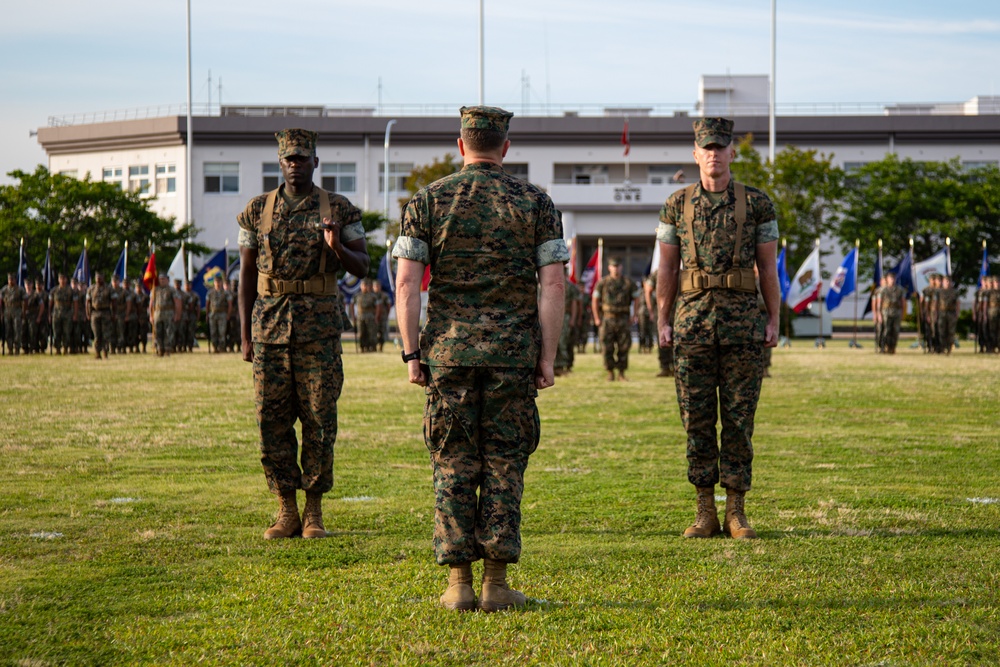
xmin=780 ymin=238 xmax=790 ymax=347
xmin=48 ymin=238 xmax=54 ymax=355
xmin=909 ymin=236 xmax=923 ymax=350
xmin=124 ymin=240 xmax=128 ymax=282
xmin=945 ymin=236 xmax=952 ymax=277
xmin=851 ymin=238 xmax=860 ymax=349
xmin=815 ymin=239 xmax=825 ymax=349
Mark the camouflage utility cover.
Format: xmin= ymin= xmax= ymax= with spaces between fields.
xmin=657 ymin=181 xmax=778 ymax=345
xmin=275 ymin=128 xmax=317 ymax=159
xmin=693 ymin=117 xmax=734 ymax=148
xmin=460 ymin=106 xmax=513 ymax=133
xmin=393 ymin=161 xmax=569 ymax=367
xmin=237 ymin=186 xmax=365 ymax=344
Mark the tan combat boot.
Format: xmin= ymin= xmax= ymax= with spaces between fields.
xmin=617 ymin=369 xmax=628 ymax=381
xmin=301 ymin=491 xmax=329 ymax=539
xmin=479 ymin=559 xmax=527 ymax=612
xmin=606 ymin=370 xmax=615 ymax=382
xmin=683 ymin=486 xmax=722 ymax=538
xmin=263 ymin=490 xmax=302 ymax=539
xmin=439 ymin=563 xmax=476 ymax=612
xmin=723 ymin=488 xmax=758 ymax=540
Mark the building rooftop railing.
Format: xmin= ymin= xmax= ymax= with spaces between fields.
xmin=47 ymin=99 xmax=1000 ymax=128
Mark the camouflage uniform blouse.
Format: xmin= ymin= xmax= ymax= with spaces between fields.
xmin=877 ymin=284 xmax=907 ymax=318
xmin=237 ymin=185 xmax=365 ymax=344
xmin=87 ymin=284 xmax=112 ymax=311
xmin=392 ymin=161 xmax=569 ymax=368
xmin=656 ymin=181 xmax=778 ymax=345
xmin=1 ymin=285 xmax=26 ymax=311
xmin=594 ymin=275 xmax=638 ymax=315
xmin=206 ymin=288 xmax=229 ymax=315
xmin=50 ymin=285 xmax=74 ymax=314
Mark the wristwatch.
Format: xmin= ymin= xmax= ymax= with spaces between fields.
xmin=401 ymin=349 xmax=420 ymax=363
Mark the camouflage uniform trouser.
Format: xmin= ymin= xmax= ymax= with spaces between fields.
xmin=658 ymin=342 xmax=674 ymax=374
xmin=358 ymin=315 xmax=377 ymax=350
xmin=24 ymin=316 xmax=40 ymax=352
xmin=599 ymin=315 xmax=631 ymax=371
xmin=154 ymin=316 xmax=175 ymax=353
xmin=125 ymin=318 xmax=138 ymax=349
xmin=254 ymin=337 xmax=343 ymax=495
xmin=674 ymin=342 xmax=764 ymax=492
xmin=53 ymin=312 xmax=73 ymax=351
xmin=3 ymin=312 xmax=22 ymax=352
xmin=938 ymin=314 xmax=957 ymax=352
xmin=424 ymin=365 xmax=539 ymax=565
xmin=377 ymin=315 xmax=389 ymax=348
xmin=114 ymin=315 xmax=127 ymax=351
xmin=638 ymin=313 xmax=653 ymax=349
xmin=90 ymin=311 xmax=113 ymax=355
xmin=555 ymin=313 xmax=572 ymax=371
xmin=209 ymin=313 xmax=228 ymax=351
xmin=138 ymin=316 xmax=149 ymax=350
xmin=882 ymin=316 xmax=901 ymax=352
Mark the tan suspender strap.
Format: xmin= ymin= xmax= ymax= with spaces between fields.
xmin=732 ymin=182 xmax=747 ymax=270
xmin=681 ymin=184 xmax=699 ymax=271
xmin=317 ymin=188 xmax=331 ymax=274
xmin=256 ymin=188 xmax=338 ymax=296
xmin=259 ymin=189 xmax=279 ymax=273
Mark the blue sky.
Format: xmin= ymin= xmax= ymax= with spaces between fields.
xmin=2 ymin=0 xmax=999 ymax=184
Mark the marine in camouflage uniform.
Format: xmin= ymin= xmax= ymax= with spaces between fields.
xmin=921 ymin=274 xmax=941 ymax=353
xmin=150 ymin=275 xmax=181 ymax=356
xmin=226 ymin=279 xmax=239 ymax=352
xmin=238 ymin=128 xmax=369 ymax=540
xmin=86 ymin=273 xmax=114 ymax=359
xmin=987 ymin=276 xmax=1000 ymax=353
xmin=592 ymin=257 xmax=639 ymax=381
xmin=373 ymin=281 xmax=392 ymax=352
xmin=135 ymin=281 xmax=150 ymax=353
xmin=206 ymin=274 xmax=231 ymax=352
xmin=108 ymin=275 xmax=126 ymax=353
xmin=554 ymin=273 xmax=581 ymax=375
xmin=23 ymin=280 xmax=43 ymax=354
xmin=393 ymin=106 xmax=569 ymax=612
xmin=354 ymin=279 xmax=379 ymax=352
xmin=123 ymin=280 xmax=139 ymax=353
xmin=636 ymin=277 xmax=654 ymax=353
xmin=50 ymin=274 xmax=76 ymax=354
xmin=936 ymin=275 xmax=960 ymax=354
xmin=656 ymin=117 xmax=780 ymax=540
xmin=874 ymin=272 xmax=906 ymax=354
xmin=1 ymin=274 xmax=26 ymax=355
xmin=32 ymin=279 xmax=50 ymax=353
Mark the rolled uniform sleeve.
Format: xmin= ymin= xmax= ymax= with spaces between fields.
xmin=340 ymin=221 xmax=366 ymax=244
xmin=392 ymin=236 xmax=430 ymax=264
xmin=535 ymin=238 xmax=570 ymax=267
xmin=655 ymin=222 xmax=678 ymax=246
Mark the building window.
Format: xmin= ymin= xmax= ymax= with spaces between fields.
xmin=321 ymin=163 xmax=356 ymax=192
xmin=262 ymin=163 xmax=283 ymax=192
xmin=572 ymin=165 xmax=608 ymax=185
xmin=505 ymin=163 xmax=529 ymax=181
xmin=59 ymin=169 xmax=78 ymax=179
xmin=205 ymin=162 xmax=240 ymax=194
xmin=379 ymin=162 xmax=414 ymax=192
xmin=129 ymin=165 xmax=151 ymax=195
xmin=843 ymin=162 xmax=870 ymax=174
xmin=155 ymin=164 xmax=176 ymax=194
xmin=962 ymin=160 xmax=999 ymax=171
xmin=103 ymin=166 xmax=123 ymax=190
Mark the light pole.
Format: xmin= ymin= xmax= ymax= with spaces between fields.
xmin=383 ymin=119 xmax=398 ymax=224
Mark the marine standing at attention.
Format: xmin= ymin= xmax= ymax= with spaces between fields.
xmin=393 ymin=106 xmax=568 ymax=612
xmin=238 ymin=129 xmax=369 ymax=540
xmin=656 ymin=118 xmax=780 ymax=540
xmin=592 ymin=257 xmax=639 ymax=381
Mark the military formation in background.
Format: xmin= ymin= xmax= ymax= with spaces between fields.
xmin=974 ymin=275 xmax=1000 ymax=354
xmin=0 ymin=271 xmax=242 ymax=358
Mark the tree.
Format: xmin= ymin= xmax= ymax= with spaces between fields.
xmin=360 ymin=210 xmax=391 ymax=279
xmin=398 ymin=153 xmax=460 ymax=213
xmin=731 ymin=135 xmax=845 ymax=271
xmin=0 ymin=166 xmax=201 ymax=280
xmin=838 ymin=156 xmax=1000 ymax=286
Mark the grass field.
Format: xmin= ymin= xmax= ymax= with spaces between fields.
xmin=1 ymin=340 xmax=999 ymax=666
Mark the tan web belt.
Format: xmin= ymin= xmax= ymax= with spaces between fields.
xmin=679 ymin=268 xmax=757 ymax=294
xmin=257 ymin=273 xmax=340 ymax=297
xmin=602 ymin=307 xmax=630 ymax=315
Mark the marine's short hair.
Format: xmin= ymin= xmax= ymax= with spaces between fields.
xmin=461 ymin=127 xmax=507 ymax=153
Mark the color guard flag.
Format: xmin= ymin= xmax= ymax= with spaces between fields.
xmin=17 ymin=239 xmax=30 ymax=287
xmin=980 ymin=243 xmax=990 ymax=288
xmin=825 ymin=247 xmax=857 ymax=311
xmin=786 ymin=245 xmax=822 ymax=314
xmin=142 ymin=252 xmax=157 ymax=290
xmin=167 ymin=245 xmax=186 ymax=284
xmin=776 ymin=247 xmax=791 ymax=303
xmin=863 ymin=252 xmax=883 ymax=317
xmin=621 ymin=119 xmax=631 ymax=157
xmin=913 ymin=249 xmax=948 ymax=295
xmin=377 ymin=253 xmax=396 ymax=305
xmin=338 ymin=273 xmax=362 ymax=304
xmin=113 ymin=247 xmax=128 ymax=282
xmin=42 ymin=243 xmax=55 ymax=291
xmin=891 ymin=250 xmax=916 ymax=298
xmin=191 ymin=249 xmax=227 ymax=307
xmin=73 ymin=246 xmax=90 ymax=286
xmin=581 ymin=248 xmax=602 ymax=297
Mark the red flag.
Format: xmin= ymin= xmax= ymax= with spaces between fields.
xmin=142 ymin=252 xmax=158 ymax=291
xmin=420 ymin=265 xmax=431 ymax=291
xmin=621 ymin=119 xmax=630 ymax=157
xmin=568 ymin=237 xmax=579 ymax=284
xmin=581 ymin=248 xmax=602 ymax=297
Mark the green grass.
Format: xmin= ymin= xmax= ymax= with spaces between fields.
xmin=1 ymin=340 xmax=999 ymax=666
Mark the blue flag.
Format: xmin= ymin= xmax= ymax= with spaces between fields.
xmin=979 ymin=244 xmax=989 ymax=288
xmin=191 ymin=249 xmax=228 ymax=307
xmin=73 ymin=247 xmax=90 ymax=286
xmin=826 ymin=247 xmax=857 ymax=311
xmin=227 ymin=256 xmax=240 ymax=282
xmin=113 ymin=247 xmax=127 ymax=282
xmin=863 ymin=251 xmax=884 ymax=316
xmin=776 ymin=247 xmax=791 ymax=303
xmin=889 ymin=251 xmax=915 ymax=298
xmin=339 ymin=273 xmax=362 ymax=304
xmin=17 ymin=242 xmax=30 ymax=287
xmin=42 ymin=245 xmax=55 ymax=291
xmin=377 ymin=253 xmax=395 ymax=305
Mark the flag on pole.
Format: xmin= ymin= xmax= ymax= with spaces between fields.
xmin=786 ymin=245 xmax=822 ymax=314
xmin=191 ymin=249 xmax=228 ymax=307
xmin=776 ymin=246 xmax=791 ymax=303
xmin=825 ymin=246 xmax=858 ymax=311
xmin=227 ymin=256 xmax=240 ymax=282
xmin=420 ymin=265 xmax=431 ymax=291
xmin=72 ymin=245 xmax=90 ymax=286
xmin=580 ymin=247 xmax=602 ymax=297
xmin=621 ymin=119 xmax=630 ymax=157
xmin=338 ymin=273 xmax=362 ymax=303
xmin=568 ymin=236 xmax=578 ymax=284
xmin=113 ymin=247 xmax=128 ymax=282
xmin=167 ymin=244 xmax=186 ymax=284
xmin=42 ymin=241 xmax=55 ymax=291
xmin=142 ymin=251 xmax=158 ymax=290
xmin=889 ymin=250 xmax=916 ymax=298
xmin=913 ymin=249 xmax=948 ymax=295
xmin=645 ymin=238 xmax=661 ymax=277
xmin=377 ymin=253 xmax=396 ymax=305
xmin=979 ymin=242 xmax=989 ymax=288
